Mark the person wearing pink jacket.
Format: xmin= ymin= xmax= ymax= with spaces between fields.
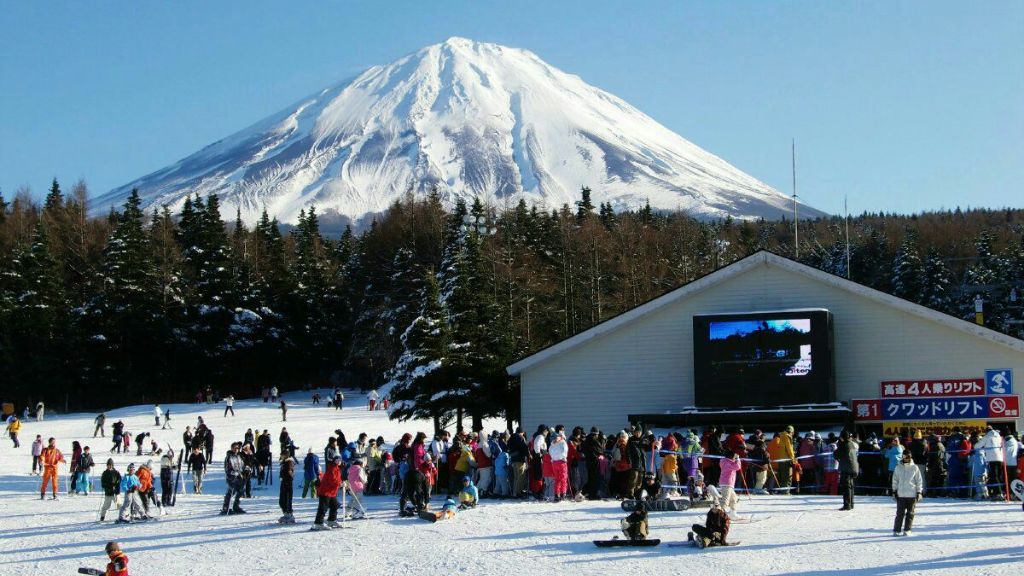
xmin=717 ymin=451 xmax=743 ymax=517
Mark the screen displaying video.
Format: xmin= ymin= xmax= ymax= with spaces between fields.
xmin=693 ymin=310 xmax=834 ymax=407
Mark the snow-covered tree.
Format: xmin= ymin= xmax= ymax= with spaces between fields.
xmin=892 ymin=232 xmax=924 ymax=302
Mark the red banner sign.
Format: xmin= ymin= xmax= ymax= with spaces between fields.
xmin=852 ymin=399 xmax=882 ymax=421
xmin=988 ymin=395 xmax=1020 ymax=418
xmin=880 ymin=378 xmax=984 ymax=398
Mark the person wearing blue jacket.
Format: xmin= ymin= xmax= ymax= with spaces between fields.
xmin=883 ymin=438 xmax=904 ymax=495
xmin=968 ymin=442 xmax=988 ymax=500
xmin=302 ymin=448 xmax=321 ymax=498
xmin=458 ymin=475 xmax=478 ymax=509
xmin=116 ymin=464 xmax=147 ymax=523
xmin=493 ymin=449 xmax=510 ymax=497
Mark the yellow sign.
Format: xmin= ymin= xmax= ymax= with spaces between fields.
xmin=883 ymin=420 xmax=987 ymax=437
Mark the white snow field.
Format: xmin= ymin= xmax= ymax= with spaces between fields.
xmin=2 ymin=390 xmax=1022 ymax=576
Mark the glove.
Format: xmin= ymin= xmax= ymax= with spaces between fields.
xmin=916 ymin=493 xmax=922 ymax=502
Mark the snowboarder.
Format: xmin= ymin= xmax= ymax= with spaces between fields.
xmin=621 ymin=501 xmax=649 ymax=540
xmin=89 ymin=541 xmax=128 ymax=576
xmin=99 ymin=459 xmax=122 ymax=522
xmin=891 ymin=450 xmax=923 ymax=536
xmin=39 ymin=437 xmax=65 ymax=500
xmin=94 ymin=413 xmax=106 ymax=437
xmin=690 ymin=504 xmax=736 ymax=548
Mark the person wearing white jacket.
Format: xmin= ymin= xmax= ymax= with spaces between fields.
xmin=153 ymin=405 xmax=162 ymax=427
xmin=1005 ymin=433 xmax=1019 ymax=494
xmin=548 ymin=432 xmax=569 ymax=501
xmin=891 ymin=451 xmax=923 ymax=536
xmin=975 ymin=427 xmax=1005 ymax=498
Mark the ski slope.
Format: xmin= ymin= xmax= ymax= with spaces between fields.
xmin=1 ymin=391 xmax=1021 ymax=576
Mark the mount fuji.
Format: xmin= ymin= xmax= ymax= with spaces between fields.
xmin=95 ymin=37 xmax=825 ymax=226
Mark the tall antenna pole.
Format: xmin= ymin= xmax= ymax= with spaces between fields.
xmin=844 ymin=194 xmax=851 ymax=278
xmin=792 ymin=138 xmax=799 ymax=258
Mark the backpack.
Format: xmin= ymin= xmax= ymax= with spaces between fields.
xmin=706 ymin=507 xmax=731 ymax=542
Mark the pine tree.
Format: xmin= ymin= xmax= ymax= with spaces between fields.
xmin=387 ymin=271 xmax=450 ymax=427
xmin=891 ymin=232 xmax=924 ymax=302
xmin=959 ymin=231 xmax=1008 ymax=327
xmin=43 ymin=178 xmax=63 ymax=215
xmin=919 ymin=248 xmax=953 ymax=314
xmin=575 ymin=186 xmax=594 ymax=222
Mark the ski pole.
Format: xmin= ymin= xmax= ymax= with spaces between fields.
xmin=737 ymin=460 xmax=753 ymax=501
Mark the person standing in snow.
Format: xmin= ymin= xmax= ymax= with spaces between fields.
xmin=117 ymin=463 xmax=146 ymax=523
xmin=302 ymin=447 xmax=321 ymax=498
xmin=312 ymin=455 xmax=343 ymax=530
xmin=891 ymin=450 xmax=923 ymax=536
xmin=94 ymin=413 xmax=106 ymax=437
xmin=204 ymin=429 xmax=215 ymax=464
xmin=153 ymin=404 xmax=162 ymax=428
xmin=223 ymin=395 xmax=235 ymax=417
xmin=5 ymin=415 xmax=20 ymax=448
xmin=836 ymin=430 xmax=860 ymax=510
xmin=367 ymin=389 xmax=379 ymax=411
xmin=717 ymin=451 xmax=742 ymax=517
xmin=270 ymin=386 xmax=279 ymax=403
xmin=111 ymin=421 xmax=124 ymax=454
xmin=279 ymin=451 xmax=295 ymax=523
xmin=35 ymin=401 xmax=45 ymax=422
xmin=30 ymin=434 xmax=43 ymax=474
xmin=975 ymin=426 xmax=1005 ymax=499
xmin=280 ymin=400 xmax=287 ymax=422
xmin=75 ymin=446 xmax=95 ymax=495
xmin=160 ymin=450 xmax=175 ymax=506
xmin=99 ymin=459 xmax=122 ymax=522
xmin=221 ymin=442 xmax=247 ymax=515
xmin=39 ymin=437 xmax=65 ymax=500
xmin=549 ymin=431 xmax=569 ymax=501
xmin=189 ymin=447 xmax=207 ymax=494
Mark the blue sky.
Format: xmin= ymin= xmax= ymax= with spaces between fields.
xmin=1 ymin=1 xmax=1021 ymax=216
xmin=709 ymin=319 xmax=811 ymax=340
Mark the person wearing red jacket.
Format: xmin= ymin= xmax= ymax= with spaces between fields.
xmin=312 ymin=456 xmax=343 ymax=530
xmin=104 ymin=541 xmax=129 ymax=576
xmin=473 ymin=439 xmax=494 ymax=497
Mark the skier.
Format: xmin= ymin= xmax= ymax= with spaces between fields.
xmin=153 ymin=404 xmax=162 ymax=428
xmin=5 ymin=415 xmax=19 ymax=448
xmin=312 ymin=455 xmax=343 ymax=530
xmin=137 ymin=461 xmax=162 ymax=516
xmin=302 ymin=447 xmax=321 ymax=498
xmin=220 ymin=442 xmax=248 ymax=515
xmin=99 ymin=459 xmax=122 ymax=522
xmin=160 ymin=450 xmax=175 ymax=506
xmin=279 ymin=451 xmax=296 ymax=524
xmin=117 ymin=463 xmax=147 ymax=523
xmin=94 ymin=413 xmax=106 ymax=437
xmin=690 ymin=504 xmax=736 ymax=548
xmin=188 ymin=447 xmax=207 ymax=494
xmin=223 ymin=395 xmax=235 ymax=417
xmin=891 ymin=450 xmax=923 ymax=536
xmin=39 ymin=437 xmax=65 ymax=500
xmin=717 ymin=451 xmax=742 ymax=518
xmin=31 ymin=434 xmax=43 ymax=475
xmin=162 ymin=410 xmax=172 ymax=430
xmin=75 ymin=446 xmax=95 ymax=495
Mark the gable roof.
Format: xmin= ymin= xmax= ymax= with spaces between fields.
xmin=506 ymin=250 xmax=1024 ymax=376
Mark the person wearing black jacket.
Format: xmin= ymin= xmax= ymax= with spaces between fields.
xmin=507 ymin=429 xmax=530 ymax=498
xmin=583 ymin=428 xmax=604 ymax=500
xmin=188 ymin=447 xmax=207 ymax=494
xmin=399 ymin=467 xmax=430 ymax=515
xmin=926 ymin=436 xmax=947 ymax=498
xmin=99 ymin=459 xmax=122 ymax=522
xmin=278 ymin=454 xmax=296 ymax=523
xmin=240 ymin=444 xmax=257 ymax=498
xmin=203 ymin=429 xmax=215 ymax=464
xmin=836 ymin=430 xmax=860 ymax=510
xmin=626 ymin=426 xmax=646 ymax=499
xmin=705 ymin=426 xmax=724 ymax=487
xmin=221 ymin=442 xmax=247 ymax=515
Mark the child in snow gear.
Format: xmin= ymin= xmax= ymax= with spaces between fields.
xmin=117 ymin=464 xmax=147 ymax=523
xmin=302 ymin=448 xmax=321 ymax=498
xmin=31 ymin=435 xmax=44 ymax=474
xmin=690 ymin=504 xmax=735 ymax=548
xmin=99 ymin=459 xmax=122 ymax=522
xmin=189 ymin=447 xmax=206 ymax=494
xmin=621 ymin=501 xmax=649 ymax=540
xmin=458 ymin=475 xmax=478 ymax=509
xmin=94 ymin=541 xmax=128 ymax=576
xmin=419 ymin=497 xmax=458 ymax=522
xmin=279 ymin=452 xmax=296 ymax=523
xmin=312 ymin=456 xmax=343 ymax=530
xmin=891 ymin=450 xmax=923 ymax=536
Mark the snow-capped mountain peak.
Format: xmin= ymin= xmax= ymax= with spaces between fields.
xmin=95 ymin=38 xmax=824 ymax=226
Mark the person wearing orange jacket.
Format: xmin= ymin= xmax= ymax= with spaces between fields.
xmin=312 ymin=455 xmax=343 ymax=530
xmin=104 ymin=541 xmax=129 ymax=576
xmin=136 ymin=462 xmax=162 ymax=517
xmin=776 ymin=426 xmax=797 ymax=493
xmin=40 ymin=437 xmax=65 ymax=500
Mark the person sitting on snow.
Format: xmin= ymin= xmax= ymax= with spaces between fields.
xmin=458 ymin=475 xmax=478 ymax=509
xmin=640 ymin=472 xmax=662 ymax=501
xmin=620 ymin=501 xmax=649 ymax=541
xmin=690 ymin=504 xmax=735 ymax=548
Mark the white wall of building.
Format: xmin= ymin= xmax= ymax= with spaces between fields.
xmin=517 ymin=257 xmax=1024 ymax=434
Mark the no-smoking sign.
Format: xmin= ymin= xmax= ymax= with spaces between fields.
xmin=988 ymin=395 xmax=1020 ymax=417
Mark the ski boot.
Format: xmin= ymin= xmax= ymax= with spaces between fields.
xmin=310 ymin=523 xmax=331 ymax=531
xmin=327 ymin=520 xmax=343 ymax=529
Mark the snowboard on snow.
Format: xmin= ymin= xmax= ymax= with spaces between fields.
xmin=1011 ymin=479 xmax=1023 ymax=500
xmin=78 ymin=569 xmax=103 ymax=575
xmin=621 ymin=498 xmax=691 ymax=512
xmin=593 ymin=538 xmax=661 ymax=547
xmin=418 ymin=510 xmax=445 ymax=523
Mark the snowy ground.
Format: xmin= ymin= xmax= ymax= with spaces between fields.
xmin=2 ymin=391 xmax=1022 ymax=576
